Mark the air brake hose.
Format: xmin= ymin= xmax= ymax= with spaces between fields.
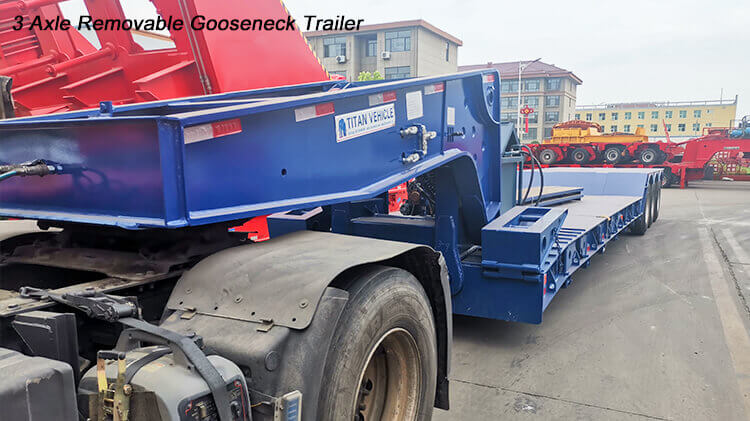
xmin=0 ymin=161 xmax=60 ymax=183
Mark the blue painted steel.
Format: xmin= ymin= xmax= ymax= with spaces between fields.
xmin=0 ymin=67 xmax=662 ymax=325
xmin=0 ymin=71 xmax=500 ymax=229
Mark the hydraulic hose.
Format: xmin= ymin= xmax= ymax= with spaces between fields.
xmin=521 ymin=145 xmax=544 ymax=206
xmin=0 ymin=170 xmax=18 ymax=181
xmin=0 ymin=160 xmax=60 ymax=183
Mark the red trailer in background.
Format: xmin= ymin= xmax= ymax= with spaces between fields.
xmin=529 ymin=119 xmax=750 ymax=189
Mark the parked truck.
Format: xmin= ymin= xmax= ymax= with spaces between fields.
xmin=0 ymin=2 xmax=663 ymax=421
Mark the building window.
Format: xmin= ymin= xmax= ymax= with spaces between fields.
xmin=598 ymin=113 xmax=606 ymax=120
xmin=545 ymin=111 xmax=559 ymax=122
xmin=527 ymin=112 xmax=538 ymax=123
xmin=692 ymin=123 xmax=700 ymax=131
xmin=445 ymin=42 xmax=450 ymax=61
xmin=546 ymin=78 xmax=561 ymax=90
xmin=678 ymin=123 xmax=686 ymax=132
xmin=623 ymin=124 xmax=631 ymax=132
xmin=575 ymin=113 xmax=580 ymax=120
xmin=524 ymin=79 xmax=541 ymax=92
xmin=637 ymin=124 xmax=644 ymax=129
xmin=323 ymin=36 xmax=347 ymax=57
xmin=366 ymin=39 xmax=377 ymax=57
xmin=611 ymin=125 xmax=617 ymax=132
xmin=586 ymin=113 xmax=592 ymax=121
xmin=611 ymin=112 xmax=618 ymax=120
xmin=665 ymin=123 xmax=672 ymax=132
xmin=706 ymin=122 xmax=712 ymax=127
xmin=544 ymin=127 xmax=553 ymax=138
xmin=624 ymin=112 xmax=632 ymax=120
xmin=651 ymin=111 xmax=659 ymax=119
xmin=638 ymin=111 xmax=645 ymax=119
xmin=501 ymin=113 xmax=514 ymax=122
xmin=524 ymin=96 xmax=540 ymax=107
xmin=650 ymin=124 xmax=658 ymax=132
xmin=384 ymin=66 xmax=410 ymax=80
xmin=545 ymin=95 xmax=560 ymax=107
xmin=665 ymin=110 xmax=673 ymax=118
xmin=501 ymin=97 xmax=518 ymax=109
xmin=385 ymin=30 xmax=411 ymax=52
xmin=679 ymin=110 xmax=687 ymax=118
xmin=329 ymin=70 xmax=347 ymax=79
xmin=501 ymin=81 xmax=517 ymax=93
xmin=694 ymin=110 xmax=701 ymax=118
xmin=522 ymin=128 xmax=537 ymax=140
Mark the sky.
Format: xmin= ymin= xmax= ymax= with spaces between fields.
xmin=59 ymin=0 xmax=750 ymax=117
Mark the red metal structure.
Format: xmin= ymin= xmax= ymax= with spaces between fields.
xmin=0 ymin=0 xmax=330 ymax=116
xmin=531 ymin=125 xmax=750 ymax=189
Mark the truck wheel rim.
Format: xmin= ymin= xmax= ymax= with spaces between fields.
xmin=606 ymin=149 xmax=619 ymax=161
xmin=355 ymin=328 xmax=422 ymax=421
xmin=642 ymin=150 xmax=655 ymax=162
xmin=541 ymin=151 xmax=554 ymax=162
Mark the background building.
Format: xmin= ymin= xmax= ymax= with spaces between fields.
xmin=304 ymin=20 xmax=462 ymax=81
xmin=459 ymin=61 xmax=582 ymax=142
xmin=575 ymin=97 xmax=738 ymax=141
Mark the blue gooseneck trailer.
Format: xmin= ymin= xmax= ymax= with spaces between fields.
xmin=0 ymin=70 xmax=661 ymax=421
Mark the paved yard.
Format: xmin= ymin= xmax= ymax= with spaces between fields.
xmin=435 ymin=180 xmax=750 ymax=420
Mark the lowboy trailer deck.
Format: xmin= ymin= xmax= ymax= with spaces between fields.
xmin=0 ymin=70 xmax=661 ymax=421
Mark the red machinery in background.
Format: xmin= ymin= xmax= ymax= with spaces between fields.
xmin=528 ymin=118 xmax=750 ymax=189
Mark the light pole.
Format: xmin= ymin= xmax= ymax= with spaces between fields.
xmin=516 ymin=57 xmax=542 ymax=140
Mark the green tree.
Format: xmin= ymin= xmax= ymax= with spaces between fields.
xmin=357 ymin=71 xmax=383 ymax=81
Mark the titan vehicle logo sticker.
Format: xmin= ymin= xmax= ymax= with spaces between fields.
xmin=335 ymin=103 xmax=395 ymax=142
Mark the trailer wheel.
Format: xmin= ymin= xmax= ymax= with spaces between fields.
xmin=638 ymin=148 xmax=658 ymax=165
xmin=538 ymin=149 xmax=558 ymax=165
xmin=603 ymin=147 xmax=622 ymax=164
xmin=647 ymin=182 xmax=655 ymax=227
xmin=652 ymin=182 xmax=661 ymax=222
xmin=630 ymin=185 xmax=651 ymax=235
xmin=569 ymin=148 xmax=590 ymax=164
xmin=318 ymin=266 xmax=437 ymax=421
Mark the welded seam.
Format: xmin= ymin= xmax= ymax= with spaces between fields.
xmin=709 ymin=227 xmax=750 ymax=318
xmin=451 ymin=378 xmax=671 ymax=420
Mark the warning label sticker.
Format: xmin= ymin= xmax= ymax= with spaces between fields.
xmin=335 ymin=103 xmax=395 ymax=143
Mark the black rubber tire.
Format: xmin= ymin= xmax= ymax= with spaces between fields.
xmin=661 ymin=169 xmax=674 ymax=188
xmin=638 ymin=148 xmax=658 ymax=165
xmin=569 ymin=148 xmax=591 ymax=164
xmin=318 ymin=266 xmax=437 ymax=421
xmin=603 ymin=146 xmax=622 ymax=164
xmin=538 ymin=148 xmax=558 ymax=165
xmin=655 ymin=150 xmax=667 ymax=165
xmin=652 ymin=182 xmax=661 ymax=222
xmin=647 ymin=182 xmax=656 ymax=227
xmin=630 ymin=184 xmax=651 ymax=235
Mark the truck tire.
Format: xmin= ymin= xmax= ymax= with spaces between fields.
xmin=538 ymin=148 xmax=558 ymax=165
xmin=603 ymin=146 xmax=622 ymax=164
xmin=647 ymin=183 xmax=655 ymax=227
xmin=638 ymin=148 xmax=658 ymax=165
xmin=630 ymin=185 xmax=651 ymax=235
xmin=318 ymin=266 xmax=437 ymax=421
xmin=652 ymin=182 xmax=661 ymax=222
xmin=569 ymin=148 xmax=590 ymax=164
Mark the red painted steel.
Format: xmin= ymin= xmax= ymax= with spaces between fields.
xmin=0 ymin=0 xmax=330 ymax=116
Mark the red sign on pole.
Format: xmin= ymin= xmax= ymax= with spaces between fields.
xmin=520 ymin=105 xmax=534 ymax=133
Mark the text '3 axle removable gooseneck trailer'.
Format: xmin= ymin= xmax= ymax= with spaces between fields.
xmin=0 ymin=70 xmax=661 ymax=421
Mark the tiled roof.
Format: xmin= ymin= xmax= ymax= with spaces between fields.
xmin=459 ymin=61 xmax=582 ymax=84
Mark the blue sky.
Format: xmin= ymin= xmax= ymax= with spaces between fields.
xmin=59 ymin=0 xmax=749 ymax=118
